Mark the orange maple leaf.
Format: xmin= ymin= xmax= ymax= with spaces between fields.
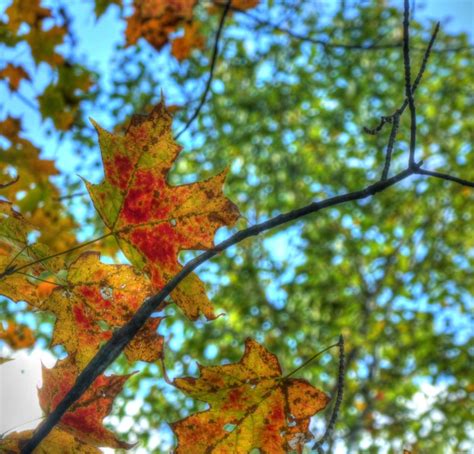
xmin=42 ymin=251 xmax=163 ymax=369
xmin=125 ymin=0 xmax=197 ymax=50
xmin=38 ymin=358 xmax=133 ymax=449
xmin=0 ymin=321 xmax=35 ymax=349
xmin=209 ymin=0 xmax=260 ymax=14
xmin=171 ymin=21 xmax=205 ymax=61
xmin=85 ymin=102 xmax=239 ymax=320
xmin=0 ymin=64 xmax=30 ymax=91
xmin=5 ymin=0 xmax=51 ymax=33
xmin=172 ymin=339 xmax=329 ymax=453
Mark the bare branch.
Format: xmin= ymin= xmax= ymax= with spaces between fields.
xmin=220 ymin=3 xmax=462 ymax=53
xmin=55 ymin=191 xmax=88 ymax=201
xmin=403 ymin=0 xmax=417 ymax=168
xmin=313 ymin=335 xmax=345 ymax=453
xmin=364 ymin=22 xmax=440 ymax=136
xmin=381 ymin=112 xmax=400 ymax=180
xmin=415 ymin=168 xmax=474 ymax=188
xmin=174 ymin=0 xmax=232 ymax=140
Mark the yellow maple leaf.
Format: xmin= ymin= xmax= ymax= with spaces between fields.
xmin=172 ymin=339 xmax=329 ymax=453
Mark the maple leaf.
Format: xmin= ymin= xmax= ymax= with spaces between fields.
xmin=0 ymin=119 xmax=78 ymax=251
xmin=0 ymin=116 xmax=21 ymax=141
xmin=208 ymin=0 xmax=259 ymax=14
xmin=172 ymin=339 xmax=329 ymax=453
xmin=38 ymin=357 xmax=133 ymax=449
xmin=38 ymin=63 xmax=94 ymax=131
xmin=0 ymin=320 xmax=35 ymax=349
xmin=171 ymin=22 xmax=205 ymax=61
xmin=0 ymin=64 xmax=30 ymax=91
xmin=0 ymin=201 xmax=64 ymax=307
xmin=231 ymin=0 xmax=260 ymax=9
xmin=85 ymin=102 xmax=239 ymax=320
xmin=125 ymin=0 xmax=197 ymax=51
xmin=0 ymin=427 xmax=101 ymax=453
xmin=42 ymin=251 xmax=164 ymax=369
xmin=26 ymin=25 xmax=66 ymax=66
xmin=5 ymin=0 xmax=51 ymax=33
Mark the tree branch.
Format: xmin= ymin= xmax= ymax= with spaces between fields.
xmin=415 ymin=168 xmax=474 ymax=188
xmin=403 ymin=0 xmax=417 ymax=168
xmin=174 ymin=0 xmax=231 ymax=140
xmin=313 ymin=335 xmax=345 ymax=453
xmin=364 ymin=22 xmax=440 ymax=136
xmin=218 ymin=2 xmax=464 ymax=54
xmin=22 ymin=164 xmax=422 ymax=452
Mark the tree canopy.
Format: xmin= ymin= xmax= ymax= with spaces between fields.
xmin=0 ymin=1 xmax=473 ymax=453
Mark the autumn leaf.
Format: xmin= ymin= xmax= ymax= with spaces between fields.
xmin=208 ymin=0 xmax=260 ymax=14
xmin=0 ymin=320 xmax=35 ymax=349
xmin=5 ymin=0 xmax=51 ymax=33
xmin=94 ymin=0 xmax=122 ymax=19
xmin=38 ymin=358 xmax=133 ymax=449
xmin=26 ymin=25 xmax=66 ymax=66
xmin=0 ymin=116 xmax=21 ymax=141
xmin=0 ymin=201 xmax=64 ymax=307
xmin=172 ymin=339 xmax=329 ymax=453
xmin=0 ymin=427 xmax=102 ymax=453
xmin=38 ymin=63 xmax=94 ymax=131
xmin=171 ymin=21 xmax=205 ymax=61
xmin=231 ymin=0 xmax=259 ymax=9
xmin=0 ymin=64 xmax=30 ymax=91
xmin=0 ymin=119 xmax=78 ymax=251
xmin=85 ymin=102 xmax=239 ymax=320
xmin=42 ymin=251 xmax=164 ymax=369
xmin=125 ymin=0 xmax=197 ymax=51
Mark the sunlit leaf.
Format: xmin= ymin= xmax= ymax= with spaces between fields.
xmin=172 ymin=339 xmax=329 ymax=453
xmin=86 ymin=102 xmax=239 ymax=320
xmin=38 ymin=358 xmax=133 ymax=449
xmin=42 ymin=251 xmax=163 ymax=369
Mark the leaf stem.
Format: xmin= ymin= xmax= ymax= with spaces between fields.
xmin=284 ymin=342 xmax=339 ymax=380
xmin=1 ymin=232 xmax=113 ymax=279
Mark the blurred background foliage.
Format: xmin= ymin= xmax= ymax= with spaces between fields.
xmin=0 ymin=0 xmax=473 ymax=452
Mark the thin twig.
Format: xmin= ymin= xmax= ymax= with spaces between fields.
xmin=174 ymin=0 xmax=231 ymax=140
xmin=1 ymin=244 xmax=28 ymax=276
xmin=364 ymin=22 xmax=440 ymax=136
xmin=415 ymin=168 xmax=474 ymax=188
xmin=219 ymin=2 xmax=466 ymax=53
xmin=13 ymin=90 xmax=37 ymax=111
xmin=0 ymin=175 xmax=19 ymax=189
xmin=284 ymin=342 xmax=339 ymax=380
xmin=16 ymin=271 xmax=59 ymax=286
xmin=313 ymin=335 xmax=345 ymax=453
xmin=403 ymin=0 xmax=417 ymax=168
xmin=55 ymin=191 xmax=87 ymax=201
xmin=0 ymin=232 xmax=113 ymax=279
xmin=380 ymin=112 xmax=400 ymax=180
